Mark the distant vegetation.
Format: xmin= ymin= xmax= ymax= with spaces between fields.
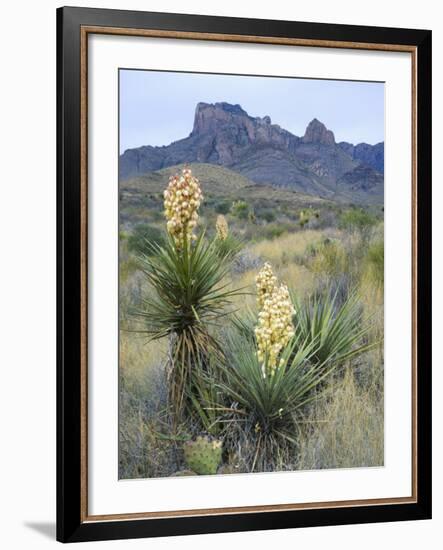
xmin=127 ymin=224 xmax=165 ymax=256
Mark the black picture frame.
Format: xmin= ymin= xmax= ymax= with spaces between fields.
xmin=57 ymin=6 xmax=432 ymax=543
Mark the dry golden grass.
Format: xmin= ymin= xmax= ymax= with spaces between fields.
xmin=119 ymin=330 xmax=167 ymax=381
xmin=228 ymin=230 xmax=325 ymax=307
xmin=277 ymin=263 xmax=314 ymax=295
xmin=250 ymin=229 xmax=324 ymax=264
xmin=230 ymin=265 xmax=313 ymax=311
xmin=119 ymin=331 xmax=175 ymax=479
xmin=228 ymin=269 xmax=257 ymax=311
xmin=297 ymin=369 xmax=384 ymax=470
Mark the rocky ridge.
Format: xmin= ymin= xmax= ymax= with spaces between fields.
xmin=120 ymin=102 xmax=384 ymax=203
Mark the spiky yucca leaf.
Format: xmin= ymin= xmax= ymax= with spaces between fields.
xmin=214 ymin=233 xmax=243 ymax=260
xmin=185 ymin=357 xmax=225 ymax=436
xmin=219 ymin=333 xmax=330 ymax=428
xmin=292 ymin=288 xmax=377 ymax=368
xmin=214 ymin=332 xmax=336 ymax=471
xmin=134 ymin=231 xmax=244 ymax=420
xmin=230 ymin=309 xmax=257 ymax=343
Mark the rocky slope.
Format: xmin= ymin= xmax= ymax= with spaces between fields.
xmin=120 ymin=102 xmax=384 ymax=204
xmin=120 ymin=163 xmax=334 ymax=229
xmin=338 ymin=141 xmax=384 ymax=173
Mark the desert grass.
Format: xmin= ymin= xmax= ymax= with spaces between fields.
xmin=250 ymin=229 xmax=325 ymax=266
xmin=297 ymin=368 xmax=383 ymax=470
xmin=119 ymin=331 xmax=178 ymax=479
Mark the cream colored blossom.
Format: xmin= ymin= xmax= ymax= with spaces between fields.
xmin=254 ymin=264 xmax=295 ymax=377
xmin=163 ymin=167 xmax=203 ymax=247
xmin=215 ymin=214 xmax=229 ymax=241
xmin=255 ymin=262 xmax=278 ymax=309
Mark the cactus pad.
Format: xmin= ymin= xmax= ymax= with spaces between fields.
xmin=183 ymin=435 xmax=223 ymax=475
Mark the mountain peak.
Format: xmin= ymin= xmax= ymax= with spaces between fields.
xmin=119 ymin=101 xmax=384 ymax=204
xmin=196 ymin=101 xmax=248 ymax=115
xmin=192 ymin=102 xmax=250 ymax=135
xmin=303 ymin=118 xmax=335 ymax=145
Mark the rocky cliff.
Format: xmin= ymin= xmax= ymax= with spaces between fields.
xmin=120 ymin=102 xmax=384 ymax=203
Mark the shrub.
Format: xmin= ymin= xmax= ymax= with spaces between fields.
xmin=214 ymin=200 xmax=231 ymax=215
xmin=259 ymin=209 xmax=276 ymax=223
xmin=299 ymin=208 xmax=320 ymax=228
xmin=262 ymin=224 xmax=287 ymax=240
xmin=230 ymin=200 xmax=250 ymax=220
xmin=339 ymin=208 xmax=377 ymax=239
xmin=308 ymin=239 xmax=347 ymax=278
xmin=127 ymin=224 xmax=165 ymax=256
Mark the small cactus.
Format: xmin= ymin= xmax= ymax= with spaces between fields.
xmin=183 ymin=435 xmax=222 ymax=475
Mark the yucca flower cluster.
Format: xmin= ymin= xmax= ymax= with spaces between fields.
xmin=254 ymin=263 xmax=295 ymax=376
xmin=163 ymin=167 xmax=203 ymax=247
xmin=255 ymin=262 xmax=278 ymax=308
xmin=215 ymin=214 xmax=229 ymax=241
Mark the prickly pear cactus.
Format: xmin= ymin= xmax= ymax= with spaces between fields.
xmin=183 ymin=435 xmax=222 ymax=475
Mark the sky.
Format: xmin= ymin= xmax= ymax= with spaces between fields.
xmin=119 ymin=69 xmax=384 ymax=154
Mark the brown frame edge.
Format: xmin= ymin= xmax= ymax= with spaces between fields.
xmin=79 ymin=26 xmax=418 ymax=523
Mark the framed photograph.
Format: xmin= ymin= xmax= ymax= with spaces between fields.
xmin=57 ymin=6 xmax=432 ymax=543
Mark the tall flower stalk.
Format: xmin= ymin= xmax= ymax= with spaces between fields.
xmin=254 ymin=263 xmax=295 ymax=377
xmin=163 ymin=167 xmax=202 ymax=247
xmin=215 ymin=214 xmax=229 ymax=241
xmin=214 ymin=214 xmax=242 ymax=259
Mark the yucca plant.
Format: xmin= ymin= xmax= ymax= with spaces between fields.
xmin=215 ymin=332 xmax=334 ymax=472
xmin=214 ymin=214 xmax=242 ymax=260
xmin=291 ymin=288 xmax=377 ymax=369
xmin=135 ymin=230 xmax=243 ymax=422
xmin=214 ymin=232 xmax=243 ymax=260
xmin=182 ymin=351 xmax=226 ymax=436
xmin=230 ymin=309 xmax=257 ymax=342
